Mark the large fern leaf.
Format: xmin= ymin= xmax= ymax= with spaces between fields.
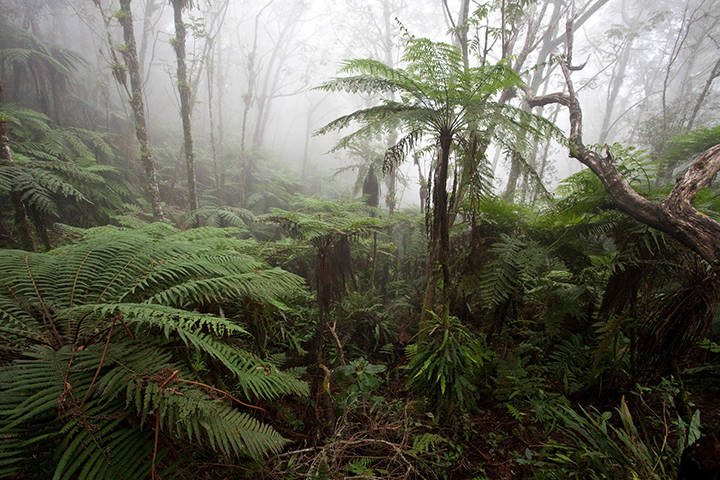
xmin=0 ymin=225 xmax=309 ymax=478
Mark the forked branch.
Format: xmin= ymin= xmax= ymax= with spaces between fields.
xmin=525 ymin=23 xmax=720 ymax=267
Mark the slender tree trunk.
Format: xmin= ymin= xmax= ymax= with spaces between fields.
xmin=598 ymin=36 xmax=634 ymax=144
xmin=414 ymin=153 xmax=427 ymax=214
xmin=1 ymin=118 xmax=35 ymax=251
xmin=301 ymin=106 xmax=312 ymax=180
xmin=216 ymin=42 xmax=225 ymax=149
xmin=206 ymin=38 xmax=220 ymax=198
xmin=138 ymin=0 xmax=157 ymax=72
xmin=385 ymin=131 xmax=398 ymax=214
xmin=686 ymin=57 xmax=720 ymax=131
xmin=503 ymin=152 xmax=522 ymax=200
xmin=171 ymin=0 xmax=199 ymax=214
xmin=442 ymin=0 xmax=470 ymax=67
xmin=117 ymin=0 xmax=164 ymax=222
xmin=382 ymin=1 xmax=398 ymax=215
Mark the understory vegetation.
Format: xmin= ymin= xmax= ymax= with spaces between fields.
xmin=1 ymin=137 xmax=718 ymax=479
xmin=2 ymin=0 xmax=720 ymax=479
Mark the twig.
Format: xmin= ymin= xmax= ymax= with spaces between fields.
xmin=79 ymin=316 xmax=116 ymax=409
xmin=175 ymin=378 xmax=265 ymax=412
xmin=328 ymin=320 xmax=346 ymax=366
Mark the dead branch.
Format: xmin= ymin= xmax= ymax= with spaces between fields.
xmin=524 ymin=25 xmax=720 ymax=267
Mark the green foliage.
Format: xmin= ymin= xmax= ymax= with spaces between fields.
xmin=546 ymin=334 xmax=594 ymax=396
xmin=0 ymin=20 xmax=87 ymax=114
xmin=0 ymin=104 xmax=125 ymax=237
xmin=405 ymin=313 xmax=491 ymax=415
xmin=479 ymin=232 xmax=549 ymax=327
xmin=546 ymin=393 xmax=690 ymax=480
xmin=180 ymin=205 xmax=255 ymax=232
xmin=316 ymin=36 xmax=561 ymax=169
xmin=0 ymin=225 xmax=308 ymax=478
xmin=337 ymin=358 xmax=386 ymax=403
xmin=659 ymin=125 xmax=720 ymax=175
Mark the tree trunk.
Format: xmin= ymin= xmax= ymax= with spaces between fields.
xmin=414 ymin=153 xmax=427 ymax=214
xmin=598 ymin=35 xmax=634 ymax=145
xmin=171 ymin=0 xmax=199 ymax=214
xmin=502 ymin=152 xmax=522 ymax=201
xmin=206 ymin=38 xmax=220 ymax=197
xmin=117 ymin=0 xmax=164 ymax=223
xmin=686 ymin=56 xmax=720 ymax=131
xmin=421 ymin=128 xmax=453 ymax=323
xmin=138 ymin=0 xmax=158 ymax=73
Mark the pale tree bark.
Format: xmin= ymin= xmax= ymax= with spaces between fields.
xmin=202 ymin=1 xmax=231 ymax=200
xmin=237 ymin=1 xmax=271 ymax=206
xmin=216 ymin=41 xmax=225 ymax=148
xmin=442 ymin=0 xmax=471 ymax=67
xmin=301 ymin=93 xmax=328 ymax=180
xmin=597 ymin=12 xmax=637 ymax=145
xmin=414 ymin=153 xmax=427 ymax=214
xmin=117 ymin=0 xmax=164 ymax=222
xmin=382 ymin=0 xmax=398 ymax=214
xmin=502 ymin=151 xmax=523 ymax=200
xmin=138 ymin=0 xmax=160 ymax=72
xmin=171 ymin=0 xmax=198 ymax=213
xmin=206 ymin=38 xmax=220 ymax=196
xmin=686 ymin=56 xmax=720 ymax=131
xmin=527 ymin=20 xmax=720 ymax=267
xmin=250 ymin=4 xmax=305 ymax=152
xmin=503 ymin=0 xmax=612 ymax=196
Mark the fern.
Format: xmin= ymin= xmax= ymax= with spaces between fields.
xmin=0 ymin=104 xmax=125 ymax=242
xmin=480 ymin=233 xmax=548 ymax=310
xmin=0 ymin=225 xmax=309 ymax=478
xmin=409 ymin=432 xmax=448 ymax=455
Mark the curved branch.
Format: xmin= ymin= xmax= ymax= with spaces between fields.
xmin=526 ymin=55 xmax=720 ymax=267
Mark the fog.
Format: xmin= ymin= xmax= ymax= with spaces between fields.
xmin=3 ymin=0 xmax=719 ymax=211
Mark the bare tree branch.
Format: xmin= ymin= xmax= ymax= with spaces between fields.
xmin=525 ymin=31 xmax=720 ymax=267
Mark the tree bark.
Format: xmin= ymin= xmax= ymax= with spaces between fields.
xmin=171 ymin=0 xmax=199 ymax=214
xmin=206 ymin=38 xmax=220 ymax=196
xmin=117 ymin=0 xmax=164 ymax=223
xmin=686 ymin=56 xmax=720 ymax=131
xmin=502 ymin=151 xmax=522 ymax=201
xmin=598 ymin=35 xmax=634 ymax=145
xmin=421 ymin=128 xmax=453 ymax=323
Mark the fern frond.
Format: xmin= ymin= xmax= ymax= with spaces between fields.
xmin=480 ymin=233 xmax=548 ymax=309
xmin=160 ymin=389 xmax=289 ymax=458
xmin=0 ymin=226 xmax=309 ymax=476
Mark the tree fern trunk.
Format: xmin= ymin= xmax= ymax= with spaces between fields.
xmin=9 ymin=191 xmax=35 ymax=251
xmin=421 ymin=129 xmax=452 ymax=323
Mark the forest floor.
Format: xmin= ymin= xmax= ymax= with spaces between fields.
xmin=259 ymin=349 xmax=720 ymax=479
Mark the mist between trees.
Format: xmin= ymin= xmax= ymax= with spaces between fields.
xmin=2 ymin=0 xmax=720 ymax=479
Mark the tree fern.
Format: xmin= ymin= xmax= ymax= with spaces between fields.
xmin=317 ymin=34 xmax=562 ymax=322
